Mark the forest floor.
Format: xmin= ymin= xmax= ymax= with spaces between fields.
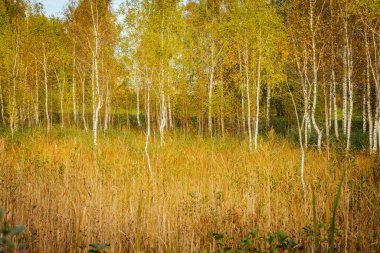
xmin=0 ymin=128 xmax=379 ymax=252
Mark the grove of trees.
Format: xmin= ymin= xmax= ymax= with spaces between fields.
xmin=0 ymin=0 xmax=379 ymax=155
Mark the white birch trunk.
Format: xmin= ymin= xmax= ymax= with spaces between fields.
xmin=35 ymin=59 xmax=39 ymax=125
xmin=72 ymin=45 xmax=77 ymax=125
xmin=365 ymin=30 xmax=373 ymax=151
xmin=310 ymin=0 xmax=322 ymax=152
xmin=168 ymin=94 xmax=173 ymax=129
xmin=332 ymin=70 xmax=339 ymax=138
xmin=10 ymin=34 xmax=20 ymax=136
xmin=55 ymin=71 xmax=65 ymax=129
xmin=136 ymin=85 xmax=141 ymax=126
xmin=373 ymin=117 xmax=378 ymax=152
xmin=266 ymin=82 xmax=271 ymax=130
xmin=238 ymin=48 xmax=246 ymax=133
xmin=244 ymin=41 xmax=252 ymax=152
xmin=0 ymin=80 xmax=5 ymax=125
xmin=342 ymin=47 xmax=348 ymax=136
xmin=90 ymin=2 xmax=103 ymax=146
xmin=371 ymin=31 xmax=380 ymax=155
xmin=208 ymin=41 xmax=215 ymax=136
xmin=329 ymin=75 xmax=332 ymax=131
xmin=346 ymin=33 xmax=354 ymax=153
xmin=254 ymin=42 xmax=261 ymax=150
xmin=145 ymin=72 xmax=152 ymax=178
xmin=289 ymin=87 xmax=306 ymax=196
xmin=43 ymin=45 xmax=50 ymax=133
xmin=78 ymin=68 xmax=88 ymax=131
xmin=104 ymin=79 xmax=110 ymax=131
xmin=159 ymin=91 xmax=166 ymax=145
xmin=159 ymin=13 xmax=166 ymax=145
xmin=363 ymin=86 xmax=367 ymax=133
xmin=324 ymin=80 xmax=330 ymax=158
xmin=294 ymin=46 xmax=310 ymax=149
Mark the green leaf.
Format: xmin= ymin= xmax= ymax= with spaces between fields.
xmin=240 ymin=237 xmax=253 ymax=246
xmin=277 ymin=231 xmax=288 ymax=242
xmin=267 ymin=233 xmax=275 ymax=244
xmin=99 ymin=243 xmax=110 ymax=249
xmin=10 ymin=225 xmax=25 ymax=236
xmin=312 ymin=188 xmax=319 ymax=252
xmin=248 ymin=229 xmax=257 ymax=238
xmin=328 ymin=175 xmax=345 ymax=253
xmin=212 ymin=231 xmax=226 ymax=240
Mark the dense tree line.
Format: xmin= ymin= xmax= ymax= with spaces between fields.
xmin=0 ymin=0 xmax=379 ymax=154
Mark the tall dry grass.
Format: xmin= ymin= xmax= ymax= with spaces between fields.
xmin=0 ymin=129 xmax=379 ymax=252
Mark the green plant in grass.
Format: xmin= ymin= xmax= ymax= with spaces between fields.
xmin=88 ymin=243 xmax=110 ymax=253
xmin=0 ymin=208 xmax=26 ymax=253
xmin=312 ymin=187 xmax=319 ymax=252
xmin=207 ymin=229 xmax=300 ymax=253
xmin=209 ymin=175 xmax=345 ymax=253
xmin=328 ymin=175 xmax=345 ymax=253
xmin=303 ymin=175 xmax=345 ymax=252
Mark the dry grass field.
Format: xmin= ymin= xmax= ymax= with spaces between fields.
xmin=0 ymin=129 xmax=379 ymax=252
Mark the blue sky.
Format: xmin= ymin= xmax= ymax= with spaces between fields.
xmin=39 ymin=0 xmax=124 ymax=17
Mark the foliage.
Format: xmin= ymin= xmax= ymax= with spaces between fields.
xmin=88 ymin=243 xmax=110 ymax=253
xmin=207 ymin=229 xmax=300 ymax=253
xmin=0 ymin=209 xmax=26 ymax=253
xmin=328 ymin=175 xmax=345 ymax=253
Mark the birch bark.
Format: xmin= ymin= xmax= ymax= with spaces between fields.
xmin=309 ymin=0 xmax=322 ymax=152
xmin=43 ymin=45 xmax=50 ymax=133
xmin=72 ymin=45 xmax=77 ymax=125
xmin=208 ymin=41 xmax=215 ymax=136
xmin=244 ymin=41 xmax=252 ymax=152
xmin=254 ymin=37 xmax=261 ymax=150
xmin=90 ymin=2 xmax=103 ymax=146
xmin=365 ymin=29 xmax=373 ymax=151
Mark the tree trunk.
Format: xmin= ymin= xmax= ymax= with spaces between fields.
xmin=374 ymin=103 xmax=379 ymax=153
xmin=324 ymin=80 xmax=330 ymax=159
xmin=10 ymin=34 xmax=20 ymax=136
xmin=342 ymin=47 xmax=348 ymax=136
xmin=294 ymin=45 xmax=310 ymax=149
xmin=363 ymin=85 xmax=367 ymax=133
xmin=332 ymin=70 xmax=339 ymax=139
xmin=145 ymin=71 xmax=152 ymax=178
xmin=310 ymin=0 xmax=322 ymax=152
xmin=365 ymin=29 xmax=373 ymax=151
xmin=43 ymin=45 xmax=50 ymax=133
xmin=220 ymin=76 xmax=225 ymax=138
xmin=244 ymin=41 xmax=252 ymax=152
xmin=208 ymin=41 xmax=215 ymax=136
xmin=35 ymin=59 xmax=39 ymax=125
xmin=266 ymin=82 xmax=271 ymax=130
xmin=0 ymin=80 xmax=5 ymax=125
xmin=254 ymin=42 xmax=261 ymax=150
xmin=104 ymin=79 xmax=110 ymax=131
xmin=289 ymin=87 xmax=306 ymax=196
xmin=369 ymin=31 xmax=380 ymax=155
xmin=78 ymin=67 xmax=88 ymax=131
xmin=238 ymin=47 xmax=246 ymax=134
xmin=55 ymin=71 xmax=65 ymax=129
xmin=72 ymin=45 xmax=77 ymax=126
xmin=136 ymin=85 xmax=141 ymax=127
xmin=345 ymin=23 xmax=353 ymax=153
xmin=159 ymin=91 xmax=166 ymax=145
xmin=168 ymin=94 xmax=173 ymax=129
xmin=90 ymin=2 xmax=103 ymax=146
